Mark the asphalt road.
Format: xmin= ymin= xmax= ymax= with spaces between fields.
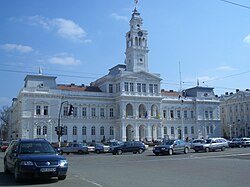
xmin=1 ymin=148 xmax=250 ymax=187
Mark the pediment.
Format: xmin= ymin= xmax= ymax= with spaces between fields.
xmin=121 ymin=71 xmax=162 ymax=82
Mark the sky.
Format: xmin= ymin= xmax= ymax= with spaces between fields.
xmin=1 ymin=0 xmax=250 ymax=109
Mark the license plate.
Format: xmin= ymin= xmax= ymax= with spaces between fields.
xmin=40 ymin=168 xmax=56 ymax=172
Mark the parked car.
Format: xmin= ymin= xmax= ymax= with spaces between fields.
xmin=110 ymin=141 xmax=146 ymax=155
xmin=193 ymin=138 xmax=228 ymax=152
xmin=4 ymin=139 xmax=68 ymax=182
xmin=94 ymin=143 xmax=110 ymax=154
xmin=229 ymin=138 xmax=243 ymax=148
xmin=190 ymin=139 xmax=206 ymax=149
xmin=241 ymin=138 xmax=250 ymax=148
xmin=87 ymin=142 xmax=96 ymax=152
xmin=1 ymin=141 xmax=10 ymax=152
xmin=59 ymin=142 xmax=89 ymax=154
xmin=153 ymin=139 xmax=190 ymax=156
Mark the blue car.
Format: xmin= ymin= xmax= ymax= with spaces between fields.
xmin=4 ymin=139 xmax=68 ymax=182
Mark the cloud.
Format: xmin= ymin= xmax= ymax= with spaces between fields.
xmin=111 ymin=13 xmax=128 ymax=22
xmin=15 ymin=16 xmax=91 ymax=43
xmin=215 ymin=66 xmax=235 ymax=71
xmin=48 ymin=53 xmax=80 ymax=65
xmin=243 ymin=34 xmax=250 ymax=43
xmin=0 ymin=43 xmax=34 ymax=53
xmin=197 ymin=76 xmax=216 ymax=82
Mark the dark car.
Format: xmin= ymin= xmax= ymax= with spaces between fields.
xmin=153 ymin=139 xmax=190 ymax=156
xmin=110 ymin=141 xmax=146 ymax=155
xmin=4 ymin=139 xmax=68 ymax=182
xmin=229 ymin=138 xmax=243 ymax=148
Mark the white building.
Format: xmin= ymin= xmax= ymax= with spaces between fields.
xmin=9 ymin=8 xmax=221 ymax=143
xmin=220 ymin=89 xmax=250 ymax=139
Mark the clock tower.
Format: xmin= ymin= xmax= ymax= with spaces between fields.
xmin=125 ymin=8 xmax=149 ymax=72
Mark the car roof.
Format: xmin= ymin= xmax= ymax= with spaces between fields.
xmin=13 ymin=139 xmax=49 ymax=143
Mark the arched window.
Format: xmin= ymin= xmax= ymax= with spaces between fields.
xmin=100 ymin=126 xmax=104 ymax=136
xmin=191 ymin=126 xmax=194 ymax=134
xmin=110 ymin=126 xmax=114 ymax=136
xmin=82 ymin=126 xmax=86 ymax=135
xmin=91 ymin=126 xmax=95 ymax=135
xmin=42 ymin=126 xmax=47 ymax=135
xmin=184 ymin=126 xmax=188 ymax=134
xmin=73 ymin=126 xmax=77 ymax=135
xmin=164 ymin=127 xmax=168 ymax=135
xmin=64 ymin=126 xmax=68 ymax=135
xmin=37 ymin=126 xmax=41 ymax=135
xmin=171 ymin=127 xmax=174 ymax=135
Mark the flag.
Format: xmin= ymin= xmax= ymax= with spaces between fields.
xmin=135 ymin=0 xmax=138 ymax=4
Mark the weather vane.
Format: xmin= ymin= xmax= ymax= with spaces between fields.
xmin=135 ymin=0 xmax=138 ymax=7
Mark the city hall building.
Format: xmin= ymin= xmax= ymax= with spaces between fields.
xmin=9 ymin=9 xmax=221 ymax=143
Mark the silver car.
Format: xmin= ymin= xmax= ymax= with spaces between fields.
xmin=193 ymin=138 xmax=229 ymax=152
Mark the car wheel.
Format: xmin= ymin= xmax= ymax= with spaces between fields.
xmin=4 ymin=160 xmax=10 ymax=174
xmin=195 ymin=150 xmax=199 ymax=153
xmin=221 ymin=147 xmax=225 ymax=151
xmin=238 ymin=144 xmax=242 ymax=148
xmin=205 ymin=147 xmax=210 ymax=152
xmin=184 ymin=147 xmax=189 ymax=154
xmin=168 ymin=149 xmax=173 ymax=155
xmin=154 ymin=153 xmax=159 ymax=156
xmin=117 ymin=150 xmax=122 ymax=155
xmin=78 ymin=150 xmax=83 ymax=154
xmin=96 ymin=150 xmax=100 ymax=154
xmin=138 ymin=149 xmax=143 ymax=154
xmin=14 ymin=165 xmax=22 ymax=182
xmin=59 ymin=150 xmax=63 ymax=155
xmin=58 ymin=175 xmax=67 ymax=180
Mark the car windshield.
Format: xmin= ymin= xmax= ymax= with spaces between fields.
xmin=163 ymin=140 xmax=175 ymax=145
xmin=205 ymin=139 xmax=212 ymax=143
xmin=19 ymin=142 xmax=56 ymax=154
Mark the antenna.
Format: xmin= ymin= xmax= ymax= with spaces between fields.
xmin=38 ymin=67 xmax=43 ymax=75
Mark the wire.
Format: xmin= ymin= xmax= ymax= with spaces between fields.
xmin=219 ymin=0 xmax=250 ymax=9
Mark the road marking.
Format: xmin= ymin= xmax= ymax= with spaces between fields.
xmin=72 ymin=174 xmax=103 ymax=187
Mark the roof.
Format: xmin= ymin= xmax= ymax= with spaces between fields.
xmin=57 ymin=84 xmax=102 ymax=92
xmin=161 ymin=90 xmax=181 ymax=97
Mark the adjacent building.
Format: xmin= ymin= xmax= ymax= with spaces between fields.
xmin=220 ymin=89 xmax=250 ymax=139
xmin=8 ymin=9 xmax=221 ymax=143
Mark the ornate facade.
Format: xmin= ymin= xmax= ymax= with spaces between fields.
xmin=9 ymin=9 xmax=221 ymax=143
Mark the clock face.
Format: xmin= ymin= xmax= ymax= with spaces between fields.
xmin=138 ymin=31 xmax=143 ymax=37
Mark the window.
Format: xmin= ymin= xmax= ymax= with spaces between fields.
xmin=184 ymin=111 xmax=188 ymax=119
xmin=177 ymin=110 xmax=181 ymax=119
xmin=142 ymin=83 xmax=146 ymax=92
xmin=116 ymin=83 xmax=120 ymax=93
xmin=124 ymin=82 xmax=129 ymax=91
xmin=171 ymin=127 xmax=174 ymax=134
xmin=42 ymin=126 xmax=47 ymax=135
xmin=164 ymin=127 xmax=168 ymax=135
xmin=63 ymin=106 xmax=68 ymax=116
xmin=149 ymin=84 xmax=153 ymax=93
xmin=44 ymin=106 xmax=48 ymax=115
xmin=37 ymin=126 xmax=41 ymax=135
xmin=73 ymin=126 xmax=77 ymax=135
xmin=163 ymin=110 xmax=166 ymax=118
xmin=191 ymin=111 xmax=194 ymax=119
xmin=153 ymin=84 xmax=158 ymax=93
xmin=73 ymin=107 xmax=77 ymax=117
xmin=170 ymin=110 xmax=174 ymax=119
xmin=130 ymin=82 xmax=134 ymax=92
xmin=82 ymin=126 xmax=86 ymax=135
xmin=36 ymin=106 xmax=41 ymax=115
xmin=210 ymin=126 xmax=214 ymax=134
xmin=110 ymin=126 xmax=114 ymax=136
xmin=100 ymin=126 xmax=104 ymax=136
xmin=82 ymin=107 xmax=87 ymax=117
xmin=91 ymin=108 xmax=96 ymax=117
xmin=191 ymin=126 xmax=194 ymax=134
xmin=205 ymin=111 xmax=209 ymax=119
xmin=184 ymin=126 xmax=188 ymax=134
xmin=206 ymin=126 xmax=210 ymax=134
xmin=91 ymin=126 xmax=95 ymax=135
xmin=64 ymin=126 xmax=68 ymax=135
xmin=109 ymin=84 xmax=113 ymax=93
xmin=209 ymin=111 xmax=213 ymax=119
xmin=109 ymin=108 xmax=114 ymax=117
xmin=100 ymin=108 xmax=105 ymax=117
xmin=137 ymin=83 xmax=141 ymax=92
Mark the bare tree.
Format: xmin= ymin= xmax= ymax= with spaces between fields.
xmin=0 ymin=105 xmax=10 ymax=140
